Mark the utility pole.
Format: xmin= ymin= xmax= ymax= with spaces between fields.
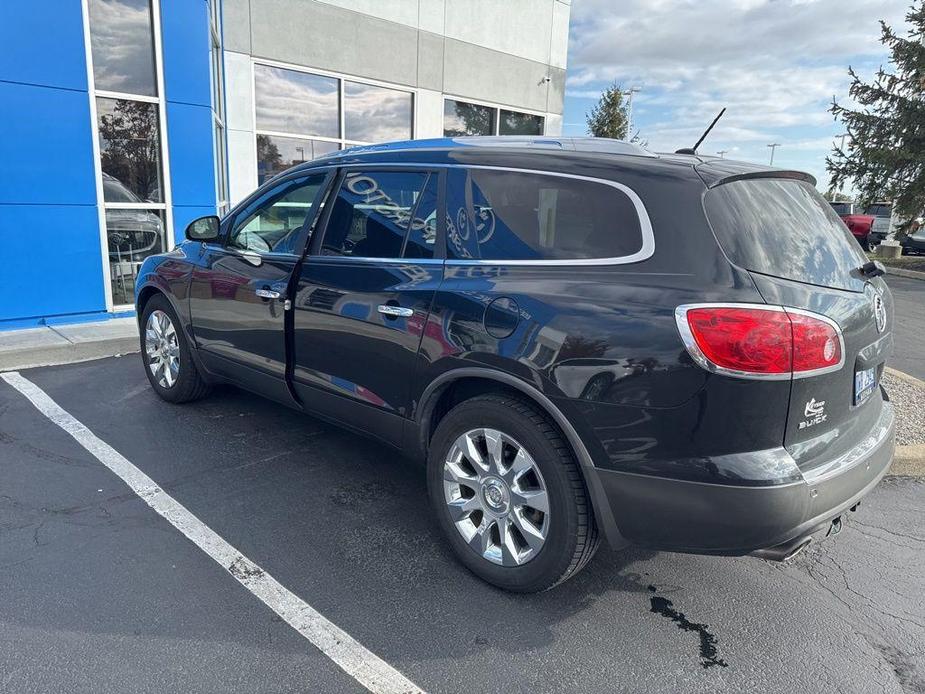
xmin=717 ymin=150 xmax=728 ymax=159
xmin=836 ymin=133 xmax=849 ymax=151
xmin=767 ymin=143 xmax=781 ymax=165
xmin=621 ymin=87 xmax=640 ymax=137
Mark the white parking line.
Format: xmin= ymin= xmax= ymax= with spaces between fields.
xmin=1 ymin=371 xmax=424 ymax=694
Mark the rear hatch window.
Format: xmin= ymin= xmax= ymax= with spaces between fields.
xmin=704 ymin=178 xmax=867 ymax=292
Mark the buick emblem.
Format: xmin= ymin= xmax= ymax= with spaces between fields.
xmin=873 ymin=293 xmax=886 ymax=333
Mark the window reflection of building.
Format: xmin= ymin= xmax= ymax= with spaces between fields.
xmin=443 ymin=98 xmax=545 ymax=137
xmin=253 ymin=64 xmax=414 ymax=185
xmin=87 ymin=0 xmax=169 ymax=307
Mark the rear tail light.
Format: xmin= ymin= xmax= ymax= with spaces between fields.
xmin=675 ymin=304 xmax=843 ymax=379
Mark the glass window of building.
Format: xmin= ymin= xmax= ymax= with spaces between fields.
xmin=87 ymin=0 xmax=168 ymax=308
xmin=444 ymin=99 xmax=545 ymax=137
xmin=344 ymin=81 xmax=413 ymax=142
xmin=444 ymin=100 xmax=496 ymax=136
xmin=500 ymin=109 xmax=544 ymax=136
xmin=208 ymin=2 xmax=229 ymax=213
xmin=88 ymin=0 xmax=158 ymax=97
xmin=253 ymin=64 xmax=414 ymax=185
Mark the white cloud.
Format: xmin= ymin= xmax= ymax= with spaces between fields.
xmin=565 ymin=0 xmax=910 ymax=188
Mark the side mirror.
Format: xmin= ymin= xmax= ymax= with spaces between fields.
xmin=185 ymin=215 xmax=220 ymax=241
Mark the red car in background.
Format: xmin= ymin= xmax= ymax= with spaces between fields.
xmin=830 ymin=201 xmax=875 ymax=251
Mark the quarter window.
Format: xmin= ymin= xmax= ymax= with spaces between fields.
xmin=321 ymin=171 xmax=437 ymax=259
xmin=229 ymin=174 xmax=327 ymax=255
xmin=447 ymin=169 xmax=644 ymax=261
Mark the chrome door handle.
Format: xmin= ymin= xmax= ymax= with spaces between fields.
xmin=256 ymin=288 xmax=281 ymax=299
xmin=377 ymin=304 xmax=413 ymax=318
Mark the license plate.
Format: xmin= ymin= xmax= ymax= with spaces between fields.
xmin=854 ymin=367 xmax=877 ymax=405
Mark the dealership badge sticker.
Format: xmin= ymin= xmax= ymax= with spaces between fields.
xmin=800 ymin=397 xmax=827 ymax=430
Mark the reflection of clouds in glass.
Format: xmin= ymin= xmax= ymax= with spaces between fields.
xmin=344 ymin=82 xmax=412 ymax=142
xmin=444 ymin=100 xmax=495 ymax=136
xmin=256 ymin=134 xmax=339 ymax=185
xmin=499 ymin=110 xmax=544 ymax=136
xmin=706 ymin=179 xmax=865 ymax=291
xmin=89 ymin=0 xmax=157 ymax=96
xmin=255 ymin=65 xmax=339 ymax=138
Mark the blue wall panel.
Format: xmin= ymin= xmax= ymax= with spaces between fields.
xmin=166 ymin=101 xmax=217 ymax=209
xmin=0 ymin=1 xmax=88 ymax=91
xmin=172 ymin=205 xmax=219 ymax=244
xmin=0 ymin=82 xmax=97 ymax=205
xmin=0 ymin=205 xmax=105 ymax=322
xmin=160 ymin=0 xmax=211 ymax=107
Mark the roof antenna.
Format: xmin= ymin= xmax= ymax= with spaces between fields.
xmin=676 ymin=108 xmax=726 ymax=155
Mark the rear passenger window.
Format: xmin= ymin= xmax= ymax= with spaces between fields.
xmin=320 ymin=170 xmax=436 ymax=259
xmin=461 ymin=169 xmax=644 ymax=261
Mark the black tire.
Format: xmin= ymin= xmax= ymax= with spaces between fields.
xmin=427 ymin=393 xmax=599 ymax=592
xmin=140 ymin=294 xmax=211 ymax=403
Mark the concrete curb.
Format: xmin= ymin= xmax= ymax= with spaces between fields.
xmin=0 ymin=318 xmax=140 ymax=372
xmin=892 ymin=444 xmax=925 ymax=477
xmin=884 ymin=265 xmax=925 ymax=281
xmin=0 ymin=337 xmax=140 ymax=372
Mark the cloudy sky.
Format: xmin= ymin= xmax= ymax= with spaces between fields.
xmin=561 ymin=0 xmax=912 ymax=190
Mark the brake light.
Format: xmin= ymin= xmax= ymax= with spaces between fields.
xmin=676 ymin=305 xmax=843 ymax=378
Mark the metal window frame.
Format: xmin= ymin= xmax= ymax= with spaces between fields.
xmin=250 ymin=58 xmax=417 ymax=188
xmin=442 ymin=95 xmax=547 ymax=137
xmin=81 ymin=0 xmax=174 ymax=313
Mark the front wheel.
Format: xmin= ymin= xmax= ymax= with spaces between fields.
xmin=427 ymin=394 xmax=598 ymax=592
xmin=140 ymin=295 xmax=210 ymax=403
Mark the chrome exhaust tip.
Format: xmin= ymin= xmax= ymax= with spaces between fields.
xmin=749 ymin=536 xmax=813 ymax=562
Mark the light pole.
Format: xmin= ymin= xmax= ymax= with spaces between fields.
xmin=717 ymin=150 xmax=729 ymax=159
xmin=621 ymin=87 xmax=640 ymax=137
xmin=767 ymin=143 xmax=781 ymax=165
xmin=836 ymin=133 xmax=849 ymax=152
xmin=295 ymin=146 xmax=305 ymax=162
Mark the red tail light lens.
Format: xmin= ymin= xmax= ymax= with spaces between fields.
xmin=789 ymin=311 xmax=842 ymax=372
xmin=677 ymin=305 xmax=843 ymax=378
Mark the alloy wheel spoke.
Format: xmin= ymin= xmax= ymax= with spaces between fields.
xmin=511 ymin=487 xmax=549 ymax=514
xmin=503 ymin=448 xmax=534 ymax=485
xmin=446 ymin=495 xmax=481 ymax=522
xmin=468 ymin=518 xmax=493 ymax=557
xmin=497 ymin=518 xmax=521 ymax=565
xmin=483 ymin=429 xmax=505 ymax=476
xmin=511 ymin=508 xmax=546 ymax=552
xmin=462 ymin=431 xmax=489 ymax=473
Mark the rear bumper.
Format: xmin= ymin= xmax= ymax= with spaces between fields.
xmin=594 ymin=402 xmax=895 ymax=554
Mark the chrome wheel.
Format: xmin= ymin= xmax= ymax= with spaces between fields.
xmin=443 ymin=428 xmax=550 ymax=566
xmin=145 ymin=309 xmax=180 ymax=388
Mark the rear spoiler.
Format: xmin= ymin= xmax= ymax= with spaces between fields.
xmin=695 ymin=165 xmax=817 ymax=190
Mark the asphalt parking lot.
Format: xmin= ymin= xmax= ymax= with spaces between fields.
xmin=2 ymin=352 xmax=924 ymax=694
xmin=886 ymin=275 xmax=925 ymax=381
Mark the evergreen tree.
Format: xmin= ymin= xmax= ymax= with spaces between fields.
xmin=587 ymin=83 xmax=629 ymax=140
xmin=827 ymin=3 xmax=925 ymax=232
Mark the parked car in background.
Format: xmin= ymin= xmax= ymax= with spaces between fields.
xmin=829 ymin=201 xmax=875 ymax=251
xmin=134 ymin=137 xmax=895 ymax=592
xmin=864 ymin=202 xmax=893 ymax=245
xmin=900 ymin=225 xmax=925 ymax=255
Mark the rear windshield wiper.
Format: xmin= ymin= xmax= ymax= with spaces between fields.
xmin=859 ymin=260 xmax=885 ymax=278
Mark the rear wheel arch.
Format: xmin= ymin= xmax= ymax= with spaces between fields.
xmin=416 ymin=368 xmax=627 ymax=549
